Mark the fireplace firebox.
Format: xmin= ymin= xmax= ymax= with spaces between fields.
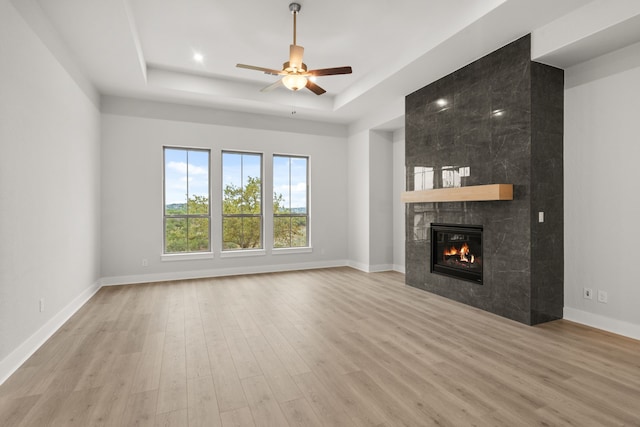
xmin=431 ymin=224 xmax=483 ymax=284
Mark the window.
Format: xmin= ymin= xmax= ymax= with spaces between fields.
xmin=273 ymin=155 xmax=308 ymax=248
xmin=163 ymin=148 xmax=210 ymax=253
xmin=222 ymin=151 xmax=263 ymax=250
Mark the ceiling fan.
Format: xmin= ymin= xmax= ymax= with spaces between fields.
xmin=236 ymin=2 xmax=352 ymax=95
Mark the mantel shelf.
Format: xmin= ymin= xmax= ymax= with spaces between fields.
xmin=401 ymin=184 xmax=513 ymax=203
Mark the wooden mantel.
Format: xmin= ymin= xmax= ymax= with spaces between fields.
xmin=401 ymin=184 xmax=513 ymax=203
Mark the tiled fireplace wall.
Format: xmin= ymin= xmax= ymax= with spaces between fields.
xmin=405 ymin=35 xmax=564 ymax=325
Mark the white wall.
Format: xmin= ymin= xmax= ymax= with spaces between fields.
xmin=346 ymin=128 xmax=399 ymax=273
xmin=100 ymin=100 xmax=349 ymax=284
xmin=369 ymin=131 xmax=394 ymax=271
xmin=347 ymin=130 xmax=371 ymax=270
xmin=0 ymin=0 xmax=101 ymax=382
xmin=564 ymin=42 xmax=640 ymax=339
xmin=392 ymin=129 xmax=406 ymax=273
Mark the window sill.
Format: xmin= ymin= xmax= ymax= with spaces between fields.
xmin=272 ymin=247 xmax=313 ymax=255
xmin=161 ymin=252 xmax=214 ymax=262
xmin=220 ymin=249 xmax=266 ymax=258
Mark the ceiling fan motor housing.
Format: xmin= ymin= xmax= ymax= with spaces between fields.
xmin=283 ymin=61 xmax=307 ymax=73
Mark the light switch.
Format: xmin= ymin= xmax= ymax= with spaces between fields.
xmin=538 ymin=212 xmax=544 ymax=223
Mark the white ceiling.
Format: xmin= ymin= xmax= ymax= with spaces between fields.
xmin=22 ymin=0 xmax=640 ymax=126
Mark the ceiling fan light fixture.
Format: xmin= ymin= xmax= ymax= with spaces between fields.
xmin=236 ymin=2 xmax=352 ymax=96
xmin=282 ymin=74 xmax=308 ymax=91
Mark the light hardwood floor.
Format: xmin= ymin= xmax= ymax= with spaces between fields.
xmin=1 ymin=267 xmax=639 ymax=426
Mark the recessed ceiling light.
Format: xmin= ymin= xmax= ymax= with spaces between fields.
xmin=193 ymin=52 xmax=204 ymax=63
xmin=436 ymin=98 xmax=447 ymax=107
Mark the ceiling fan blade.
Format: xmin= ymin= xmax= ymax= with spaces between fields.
xmin=306 ymin=80 xmax=326 ymax=95
xmin=307 ymin=66 xmax=352 ymax=76
xmin=289 ymin=45 xmax=305 ymax=69
xmin=236 ymin=64 xmax=285 ymax=76
xmin=260 ymin=79 xmax=284 ymax=93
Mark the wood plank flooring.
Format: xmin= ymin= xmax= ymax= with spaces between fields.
xmin=1 ymin=267 xmax=639 ymax=426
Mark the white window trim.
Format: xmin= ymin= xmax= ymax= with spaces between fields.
xmin=161 ymin=252 xmax=214 ymax=262
xmin=163 ymin=146 xmax=212 ymax=255
xmin=221 ymin=150 xmax=265 ymax=252
xmin=272 ymin=154 xmax=310 ymax=250
xmin=219 ymin=249 xmax=266 ymax=258
xmin=272 ymin=247 xmax=313 ymax=255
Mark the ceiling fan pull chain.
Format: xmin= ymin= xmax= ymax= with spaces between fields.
xmin=291 ymin=90 xmax=297 ymax=116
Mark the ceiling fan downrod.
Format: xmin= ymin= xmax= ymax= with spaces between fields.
xmin=290 ymin=3 xmax=301 ymax=45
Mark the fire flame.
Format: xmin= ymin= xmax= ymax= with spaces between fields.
xmin=444 ymin=243 xmax=474 ymax=263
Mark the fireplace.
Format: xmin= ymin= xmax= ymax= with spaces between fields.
xmin=431 ymin=224 xmax=483 ymax=284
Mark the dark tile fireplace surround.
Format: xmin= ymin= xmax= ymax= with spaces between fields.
xmin=405 ymin=35 xmax=564 ymax=325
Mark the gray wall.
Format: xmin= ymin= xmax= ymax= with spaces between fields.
xmin=100 ymin=100 xmax=349 ymax=284
xmin=0 ymin=0 xmax=101 ymax=381
xmin=404 ymin=35 xmax=564 ymax=325
xmin=563 ymin=41 xmax=640 ymax=338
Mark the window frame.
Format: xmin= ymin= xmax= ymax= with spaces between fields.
xmin=162 ymin=146 xmax=212 ymax=257
xmin=272 ymin=154 xmax=310 ymax=249
xmin=221 ymin=150 xmax=264 ymax=252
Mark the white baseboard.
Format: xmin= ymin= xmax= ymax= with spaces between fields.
xmin=563 ymin=307 xmax=640 ymax=341
xmin=100 ymin=259 xmax=349 ymax=286
xmin=368 ymin=264 xmax=394 ymax=273
xmin=346 ymin=260 xmax=371 ymax=272
xmin=345 ymin=261 xmax=396 ymax=273
xmin=0 ymin=281 xmax=101 ymax=385
xmin=393 ymin=264 xmax=406 ymax=274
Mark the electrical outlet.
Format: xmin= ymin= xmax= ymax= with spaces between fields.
xmin=598 ymin=290 xmax=608 ymax=304
xmin=583 ymin=288 xmax=593 ymax=300
xmin=142 ymin=258 xmax=148 ymax=267
xmin=39 ymin=298 xmax=45 ymax=312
